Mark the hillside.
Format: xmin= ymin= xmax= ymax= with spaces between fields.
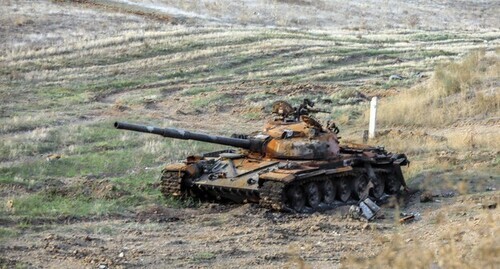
xmin=0 ymin=1 xmax=498 ymax=268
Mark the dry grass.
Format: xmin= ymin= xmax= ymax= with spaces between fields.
xmin=377 ymin=50 xmax=500 ymax=127
xmin=0 ymin=1 xmax=499 ymax=268
xmin=84 ymin=0 xmax=499 ymax=30
xmin=343 ymin=196 xmax=500 ymax=269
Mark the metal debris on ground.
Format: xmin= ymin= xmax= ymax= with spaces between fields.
xmin=441 ymin=191 xmax=456 ymax=198
xmin=399 ymin=212 xmax=421 ymax=224
xmin=399 ymin=215 xmax=415 ymax=224
xmin=359 ymin=198 xmax=381 ymax=221
xmin=389 ymin=74 xmax=403 ymax=80
xmin=349 ymin=205 xmax=362 ymax=220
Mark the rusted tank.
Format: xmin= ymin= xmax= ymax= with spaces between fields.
xmin=114 ymin=100 xmax=409 ymax=212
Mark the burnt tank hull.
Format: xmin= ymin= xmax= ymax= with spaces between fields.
xmin=115 ymin=99 xmax=410 ymax=213
xmin=161 ymin=148 xmax=408 ymax=213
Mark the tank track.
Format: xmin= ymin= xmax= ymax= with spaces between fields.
xmin=160 ymin=167 xmax=403 ymax=213
xmin=259 ymin=167 xmax=400 ymax=213
xmin=259 ymin=181 xmax=286 ymax=211
xmin=159 ymin=170 xmax=185 ymax=198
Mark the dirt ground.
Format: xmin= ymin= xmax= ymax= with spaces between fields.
xmin=1 ymin=1 xmax=499 ymax=268
xmin=2 ymin=190 xmax=498 ymax=268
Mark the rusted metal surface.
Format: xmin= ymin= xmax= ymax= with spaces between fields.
xmin=164 ymin=163 xmax=187 ymax=171
xmin=399 ymin=215 xmax=416 ymax=224
xmin=114 ymin=99 xmax=410 ymax=213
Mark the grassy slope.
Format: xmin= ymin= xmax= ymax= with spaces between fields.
xmin=0 ymin=1 xmax=499 ymax=268
xmin=1 ymin=0 xmax=498 ymax=221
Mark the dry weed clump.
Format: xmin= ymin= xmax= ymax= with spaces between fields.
xmin=377 ymin=50 xmax=499 ymax=127
xmin=342 ymin=204 xmax=499 ymax=269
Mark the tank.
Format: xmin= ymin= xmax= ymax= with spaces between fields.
xmin=114 ymin=100 xmax=409 ymax=212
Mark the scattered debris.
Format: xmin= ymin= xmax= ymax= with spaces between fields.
xmin=441 ymin=191 xmax=456 ymax=198
xmin=414 ymin=71 xmax=426 ymax=78
xmin=485 ymin=187 xmax=496 ymax=191
xmin=389 ymin=74 xmax=403 ymax=80
xmin=348 ymin=205 xmax=362 ymax=220
xmin=399 ymin=212 xmax=421 ymax=224
xmin=420 ymin=191 xmax=434 ymax=203
xmin=46 ymin=154 xmax=62 ymax=161
xmin=359 ymin=198 xmax=381 ymax=221
xmin=399 ymin=214 xmax=415 ymax=224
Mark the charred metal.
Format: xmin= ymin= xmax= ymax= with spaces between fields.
xmin=114 ymin=99 xmax=410 ymax=213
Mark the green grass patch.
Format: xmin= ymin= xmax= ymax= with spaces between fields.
xmin=0 ymin=149 xmax=154 ymax=181
xmin=181 ymin=86 xmax=217 ymax=96
xmin=409 ymin=33 xmax=460 ymax=41
xmin=318 ymin=71 xmax=369 ymax=82
xmin=191 ymin=93 xmax=231 ymax=108
xmin=244 ymin=92 xmax=276 ymax=102
xmin=2 ymin=168 xmax=202 ymax=219
xmin=8 ymin=193 xmax=121 ymax=218
xmin=192 ymin=252 xmax=216 ymax=263
xmin=0 ymin=115 xmax=60 ymax=135
xmin=242 ymin=112 xmax=262 ymax=120
xmin=4 ymin=171 xmax=157 ymax=218
xmin=0 ymin=227 xmax=18 ymax=241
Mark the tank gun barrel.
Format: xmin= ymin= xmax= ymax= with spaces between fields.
xmin=114 ymin=121 xmax=264 ymax=152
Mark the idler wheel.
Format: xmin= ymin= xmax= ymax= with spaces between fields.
xmin=385 ymin=174 xmax=402 ymax=194
xmin=370 ymin=174 xmax=385 ymax=199
xmin=353 ymin=173 xmax=370 ymax=200
xmin=286 ymin=185 xmax=306 ymax=212
xmin=304 ymin=182 xmax=321 ymax=209
xmin=337 ymin=178 xmax=352 ymax=202
xmin=321 ymin=179 xmax=336 ymax=204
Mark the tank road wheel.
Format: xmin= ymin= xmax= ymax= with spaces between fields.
xmin=286 ymin=185 xmax=306 ymax=212
xmin=304 ymin=182 xmax=321 ymax=209
xmin=337 ymin=178 xmax=352 ymax=202
xmin=320 ymin=179 xmax=337 ymax=204
xmin=385 ymin=174 xmax=402 ymax=194
xmin=353 ymin=173 xmax=370 ymax=200
xmin=370 ymin=173 xmax=385 ymax=199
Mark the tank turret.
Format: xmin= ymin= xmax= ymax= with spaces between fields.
xmin=114 ymin=112 xmax=341 ymax=160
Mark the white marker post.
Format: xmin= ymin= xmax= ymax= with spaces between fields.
xmin=368 ymin=97 xmax=377 ymax=139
